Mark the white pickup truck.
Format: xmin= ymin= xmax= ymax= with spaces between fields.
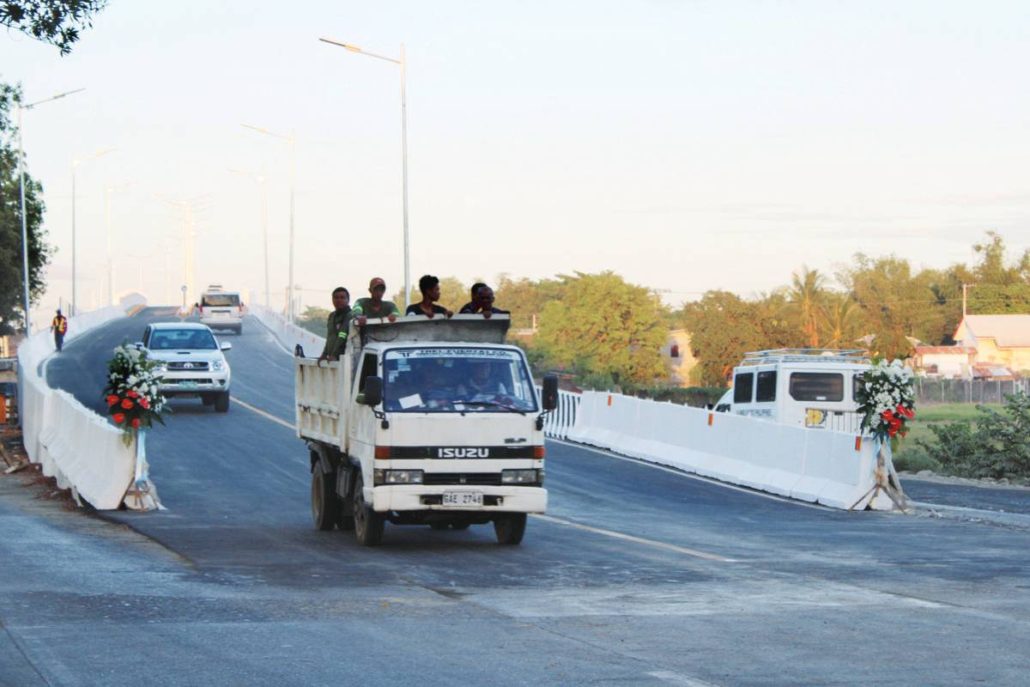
xmin=295 ymin=315 xmax=558 ymax=546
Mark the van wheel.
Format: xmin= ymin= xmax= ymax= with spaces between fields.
xmin=311 ymin=468 xmax=339 ymax=531
xmin=493 ymin=514 xmax=527 ymax=545
xmin=214 ymin=392 xmax=230 ymax=413
xmin=352 ymin=474 xmax=384 ymax=546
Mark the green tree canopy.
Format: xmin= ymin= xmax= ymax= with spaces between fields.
xmin=1 ymin=0 xmax=107 ymax=54
xmin=535 ymin=271 xmax=668 ymax=387
xmin=1 ymin=82 xmax=51 ymax=335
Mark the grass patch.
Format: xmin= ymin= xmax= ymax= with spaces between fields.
xmin=893 ymin=403 xmax=1002 ymax=473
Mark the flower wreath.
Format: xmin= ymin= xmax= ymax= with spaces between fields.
xmin=855 ymin=358 xmax=916 ymax=445
xmin=102 ymin=343 xmax=167 ymax=443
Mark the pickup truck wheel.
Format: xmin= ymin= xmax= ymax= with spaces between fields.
xmin=311 ymin=469 xmax=339 ymax=531
xmin=214 ymin=392 xmax=230 ymax=413
xmin=493 ymin=514 xmax=527 ymax=545
xmin=201 ymin=394 xmax=215 ymax=406
xmin=352 ymin=475 xmax=384 ymax=546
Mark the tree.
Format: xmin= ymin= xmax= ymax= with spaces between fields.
xmin=1 ymin=82 xmax=51 ymax=335
xmin=1 ymin=0 xmax=107 ymax=54
xmin=535 ymin=272 xmax=668 ymax=387
xmin=966 ymin=232 xmax=1030 ymax=314
xmin=297 ymin=305 xmax=330 ymax=337
xmin=494 ymin=274 xmax=565 ymax=330
xmin=787 ymin=266 xmax=827 ymax=347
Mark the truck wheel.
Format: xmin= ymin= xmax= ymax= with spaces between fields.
xmin=311 ymin=468 xmax=339 ymax=531
xmin=493 ymin=514 xmax=527 ymax=545
xmin=201 ymin=394 xmax=215 ymax=406
xmin=214 ymin=392 xmax=230 ymax=413
xmin=352 ymin=474 xmax=384 ymax=546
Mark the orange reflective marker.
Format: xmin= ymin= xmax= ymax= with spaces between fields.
xmin=607 ymin=395 xmax=612 ymax=407
xmin=854 ymin=436 xmax=862 ymax=452
xmin=707 ymin=413 xmax=714 ymax=427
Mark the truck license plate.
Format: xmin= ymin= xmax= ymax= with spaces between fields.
xmin=442 ymin=491 xmax=483 ymax=507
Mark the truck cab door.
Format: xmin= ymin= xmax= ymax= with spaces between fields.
xmin=348 ymin=352 xmax=380 ymax=463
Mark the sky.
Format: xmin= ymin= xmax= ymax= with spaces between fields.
xmin=3 ymin=0 xmax=1029 ymax=327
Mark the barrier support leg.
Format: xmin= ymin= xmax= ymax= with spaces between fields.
xmin=849 ymin=439 xmax=908 ymax=512
xmin=123 ymin=430 xmax=162 ymax=511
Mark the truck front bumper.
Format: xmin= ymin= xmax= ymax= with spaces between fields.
xmin=370 ymin=485 xmax=547 ymax=514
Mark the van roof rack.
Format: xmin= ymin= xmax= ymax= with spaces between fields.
xmin=740 ymin=348 xmax=869 ymax=366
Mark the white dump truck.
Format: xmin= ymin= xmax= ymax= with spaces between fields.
xmin=294 ymin=315 xmax=558 ymax=546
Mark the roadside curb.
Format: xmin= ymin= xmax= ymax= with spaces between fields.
xmin=911 ymin=500 xmax=1030 ymax=531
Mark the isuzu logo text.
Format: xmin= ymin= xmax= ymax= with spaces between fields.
xmin=437 ymin=448 xmax=490 ymax=458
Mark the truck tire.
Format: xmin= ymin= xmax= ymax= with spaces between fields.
xmin=311 ymin=468 xmax=339 ymax=531
xmin=201 ymin=394 xmax=215 ymax=406
xmin=352 ymin=474 xmax=384 ymax=546
xmin=493 ymin=513 xmax=527 ymax=545
xmin=214 ymin=392 xmax=230 ymax=413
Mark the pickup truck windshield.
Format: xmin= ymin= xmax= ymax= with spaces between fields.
xmin=149 ymin=329 xmax=218 ymax=351
xmin=383 ymin=347 xmax=537 ymax=413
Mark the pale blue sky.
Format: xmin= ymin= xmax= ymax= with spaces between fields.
xmin=3 ymin=0 xmax=1028 ymax=319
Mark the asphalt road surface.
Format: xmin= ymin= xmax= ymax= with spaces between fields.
xmin=2 ymin=308 xmax=1028 ymax=686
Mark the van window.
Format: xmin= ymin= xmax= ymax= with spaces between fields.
xmin=733 ymin=372 xmax=754 ymax=403
xmin=789 ymin=372 xmax=844 ymax=402
xmin=201 ymin=293 xmax=240 ymax=307
xmin=756 ymin=370 xmax=777 ymax=402
xmin=853 ymin=374 xmax=866 ymax=401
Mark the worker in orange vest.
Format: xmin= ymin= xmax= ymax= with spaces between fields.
xmin=51 ymin=309 xmax=68 ymax=352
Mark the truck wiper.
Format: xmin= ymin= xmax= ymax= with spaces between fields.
xmin=456 ymin=400 xmax=525 ymax=414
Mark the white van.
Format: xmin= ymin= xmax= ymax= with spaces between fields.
xmin=198 ymin=285 xmax=244 ymax=334
xmin=716 ymin=349 xmax=871 ymax=433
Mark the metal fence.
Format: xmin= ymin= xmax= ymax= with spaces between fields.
xmin=914 ymin=377 xmax=1030 ymax=405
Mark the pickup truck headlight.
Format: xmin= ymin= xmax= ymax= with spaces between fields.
xmin=212 ymin=359 xmax=224 ymax=371
xmin=502 ymin=469 xmax=542 ymax=485
xmin=373 ymin=469 xmax=424 ymax=486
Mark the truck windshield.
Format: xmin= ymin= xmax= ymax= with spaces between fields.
xmin=383 ymin=347 xmax=538 ymax=413
xmin=201 ymin=293 xmax=240 ymax=307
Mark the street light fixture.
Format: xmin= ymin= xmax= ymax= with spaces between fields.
xmin=17 ymin=87 xmax=84 ymax=332
xmin=319 ymin=36 xmax=411 ymax=307
xmin=71 ymin=147 xmax=115 ymax=316
xmin=229 ymin=167 xmax=270 ymax=308
xmin=242 ymin=123 xmax=296 ymax=321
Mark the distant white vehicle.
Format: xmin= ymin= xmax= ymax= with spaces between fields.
xmin=715 ymin=349 xmax=871 ymax=433
xmin=141 ymin=322 xmax=233 ymax=412
xmin=198 ymin=285 xmax=244 ymax=334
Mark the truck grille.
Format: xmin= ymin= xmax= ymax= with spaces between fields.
xmin=167 ymin=361 xmax=210 ymax=371
xmin=422 ymin=473 xmax=503 ymax=486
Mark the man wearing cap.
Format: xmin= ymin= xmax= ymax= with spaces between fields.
xmin=352 ymin=277 xmax=401 ymax=326
xmin=318 ymin=286 xmax=351 ymax=362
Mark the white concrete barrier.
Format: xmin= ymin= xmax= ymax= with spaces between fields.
xmin=534 ymin=387 xmax=580 ymax=440
xmin=567 ymin=391 xmax=896 ymax=511
xmin=249 ymin=304 xmax=326 ymax=358
xmin=16 ymin=295 xmax=156 ymax=510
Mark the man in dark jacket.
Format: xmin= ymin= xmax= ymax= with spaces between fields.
xmin=319 ymin=287 xmax=351 ymax=361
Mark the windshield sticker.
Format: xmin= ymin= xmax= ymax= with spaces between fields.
xmin=388 ymin=348 xmax=520 ymax=361
xmin=399 ymin=394 xmax=422 ymax=410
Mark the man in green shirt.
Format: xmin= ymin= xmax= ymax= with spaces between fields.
xmin=319 ymin=286 xmax=351 ymax=361
xmin=352 ymin=277 xmax=400 ymax=325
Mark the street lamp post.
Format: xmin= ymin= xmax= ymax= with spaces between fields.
xmin=319 ymin=37 xmax=411 ymax=306
xmin=71 ymin=148 xmax=114 ymax=316
xmin=229 ymin=167 xmax=271 ymax=307
xmin=16 ymin=88 xmax=84 ymax=333
xmin=242 ymin=124 xmax=296 ymax=321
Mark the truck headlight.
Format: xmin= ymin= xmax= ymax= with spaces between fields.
xmin=502 ymin=469 xmax=542 ymax=485
xmin=373 ymin=469 xmax=424 ymax=486
xmin=212 ymin=359 xmax=224 ymax=371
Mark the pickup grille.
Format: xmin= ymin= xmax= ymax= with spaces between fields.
xmin=167 ymin=361 xmax=210 ymax=371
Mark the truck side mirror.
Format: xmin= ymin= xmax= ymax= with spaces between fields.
xmin=220 ymin=341 xmax=233 ymax=352
xmin=541 ymin=373 xmax=559 ymax=411
xmin=363 ymin=376 xmax=383 ymax=407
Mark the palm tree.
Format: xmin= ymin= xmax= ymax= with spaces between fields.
xmin=788 ymin=267 xmax=826 ymax=347
xmin=822 ymin=293 xmax=862 ymax=348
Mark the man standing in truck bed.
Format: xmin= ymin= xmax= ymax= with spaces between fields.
xmin=352 ymin=277 xmax=401 ymax=325
xmin=319 ymin=287 xmax=351 ymax=361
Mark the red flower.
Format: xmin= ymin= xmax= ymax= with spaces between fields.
xmin=106 ymin=394 xmax=119 ymax=406
xmin=113 ymin=413 xmax=126 ymax=424
xmin=131 ymin=418 xmax=141 ymax=429
xmin=896 ymin=404 xmax=915 ymax=420
xmin=120 ymin=398 xmax=134 ymax=410
xmin=881 ymin=409 xmax=895 ymax=421
xmin=139 ymin=397 xmax=150 ymax=410
xmin=126 ymin=389 xmax=139 ymax=398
